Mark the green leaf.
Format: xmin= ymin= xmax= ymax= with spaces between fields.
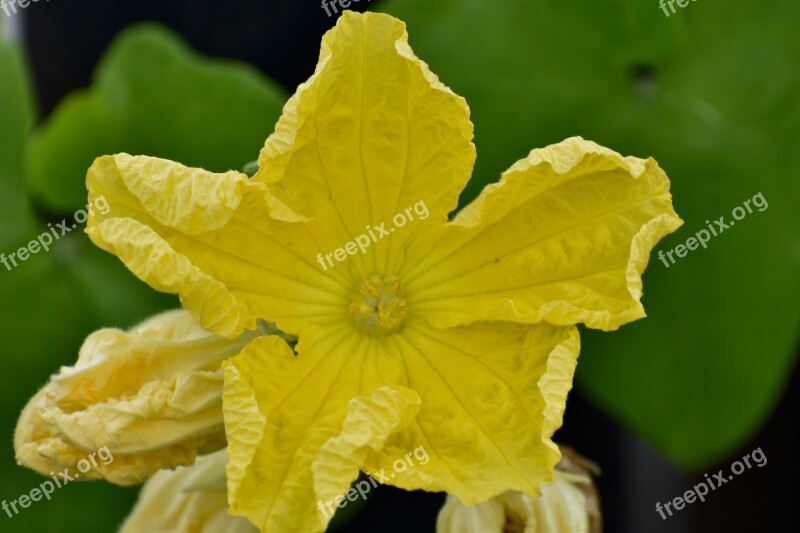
xmin=0 ymin=34 xmax=36 ymax=249
xmin=383 ymin=0 xmax=800 ymax=468
xmin=28 ymin=23 xmax=288 ymax=212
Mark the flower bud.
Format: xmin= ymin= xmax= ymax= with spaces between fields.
xmin=121 ymin=449 xmax=256 ymax=532
xmin=437 ymin=445 xmax=602 ymax=533
xmin=15 ymin=310 xmax=262 ymax=485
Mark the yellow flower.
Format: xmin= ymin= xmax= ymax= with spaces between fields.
xmin=15 ymin=310 xmax=259 ymax=485
xmin=121 ymin=449 xmax=256 ymax=533
xmin=83 ymin=11 xmax=681 ymax=531
xmin=437 ymin=446 xmax=602 ymax=533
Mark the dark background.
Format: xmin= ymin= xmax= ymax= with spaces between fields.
xmin=7 ymin=0 xmax=797 ymax=531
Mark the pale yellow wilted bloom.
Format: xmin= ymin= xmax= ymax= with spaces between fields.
xmin=121 ymin=449 xmax=256 ymax=533
xmin=437 ymin=447 xmax=602 ymax=533
xmin=15 ymin=309 xmax=263 ymax=485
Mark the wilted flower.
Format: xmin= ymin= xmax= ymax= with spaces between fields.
xmin=15 ymin=310 xmax=260 ymax=485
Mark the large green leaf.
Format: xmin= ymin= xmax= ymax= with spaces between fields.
xmin=28 ymin=23 xmax=288 ymax=212
xmin=0 ymin=29 xmax=36 ymax=249
xmin=383 ymin=0 xmax=800 ymax=468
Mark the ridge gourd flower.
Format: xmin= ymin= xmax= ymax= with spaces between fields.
xmin=16 ymin=10 xmax=681 ymax=532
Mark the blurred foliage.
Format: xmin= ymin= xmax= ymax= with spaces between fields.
xmin=28 ymin=24 xmax=288 ymax=212
xmin=383 ymin=0 xmax=800 ymax=468
xmin=0 ymin=25 xmax=286 ymax=531
xmin=0 ymin=23 xmax=36 ymax=249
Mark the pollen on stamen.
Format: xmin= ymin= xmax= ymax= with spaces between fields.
xmin=347 ymin=274 xmax=409 ymax=335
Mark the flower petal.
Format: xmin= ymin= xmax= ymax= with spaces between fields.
xmin=363 ymin=321 xmax=580 ymax=503
xmin=254 ymin=11 xmax=475 ymax=271
xmin=222 ymin=333 xmax=388 ymax=532
xmin=86 ymin=154 xmax=349 ymax=338
xmin=436 ymin=496 xmax=506 ymax=533
xmin=15 ymin=310 xmax=255 ymax=485
xmin=311 ymin=385 xmax=420 ymax=519
xmin=222 ymin=320 xmax=578 ymax=531
xmin=121 ymin=450 xmax=257 ymax=533
xmin=222 ymin=330 xmax=422 ymax=532
xmin=404 ymin=137 xmax=683 ymax=331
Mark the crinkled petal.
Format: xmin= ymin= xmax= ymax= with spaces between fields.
xmin=222 ymin=320 xmax=578 ymax=531
xmin=404 ymin=137 xmax=683 ymax=331
xmin=254 ymin=11 xmax=475 ymax=274
xmin=121 ymin=450 xmax=257 ymax=533
xmin=362 ymin=321 xmax=580 ymax=503
xmin=222 ymin=333 xmax=390 ymax=532
xmin=86 ymin=154 xmax=349 ymax=338
xmin=14 ymin=310 xmax=256 ymax=485
xmin=311 ymin=386 xmax=421 ymax=522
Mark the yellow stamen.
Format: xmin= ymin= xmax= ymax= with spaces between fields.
xmin=347 ymin=275 xmax=409 ymax=334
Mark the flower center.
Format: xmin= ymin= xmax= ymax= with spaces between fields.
xmin=347 ymin=274 xmax=408 ymax=335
